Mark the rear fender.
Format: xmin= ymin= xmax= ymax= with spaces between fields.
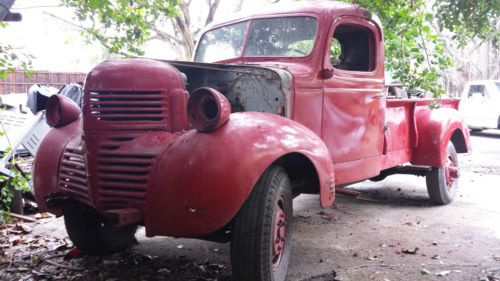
xmin=147 ymin=112 xmax=334 ymax=237
xmin=411 ymin=107 xmax=471 ymax=167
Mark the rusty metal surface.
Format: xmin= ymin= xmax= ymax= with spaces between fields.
xmin=83 ymin=59 xmax=189 ymax=132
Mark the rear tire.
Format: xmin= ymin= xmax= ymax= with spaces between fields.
xmin=64 ymin=205 xmax=137 ymax=254
xmin=231 ymin=166 xmax=292 ymax=281
xmin=426 ymin=143 xmax=459 ymax=205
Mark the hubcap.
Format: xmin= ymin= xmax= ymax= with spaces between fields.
xmin=444 ymin=154 xmax=459 ymax=190
xmin=272 ymin=199 xmax=286 ymax=269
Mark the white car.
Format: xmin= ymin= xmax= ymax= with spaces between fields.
xmin=460 ymin=80 xmax=500 ymax=132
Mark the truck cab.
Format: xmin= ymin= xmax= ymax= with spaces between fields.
xmin=33 ymin=2 xmax=471 ymax=281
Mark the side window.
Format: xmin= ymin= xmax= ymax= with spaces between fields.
xmin=330 ymin=23 xmax=375 ymax=72
xmin=468 ymin=85 xmax=487 ymax=98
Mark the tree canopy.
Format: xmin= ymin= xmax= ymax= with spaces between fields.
xmin=60 ymin=0 xmax=499 ymax=95
xmin=350 ymin=0 xmax=499 ymax=95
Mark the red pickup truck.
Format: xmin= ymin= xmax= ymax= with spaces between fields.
xmin=34 ymin=2 xmax=471 ymax=281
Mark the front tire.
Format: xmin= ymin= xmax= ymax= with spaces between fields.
xmin=426 ymin=143 xmax=460 ymax=205
xmin=231 ymin=166 xmax=293 ymax=281
xmin=64 ymin=205 xmax=138 ymax=254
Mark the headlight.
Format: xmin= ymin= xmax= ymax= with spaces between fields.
xmin=187 ymin=87 xmax=230 ymax=132
xmin=46 ymin=95 xmax=81 ymax=127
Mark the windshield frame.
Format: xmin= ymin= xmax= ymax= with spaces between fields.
xmin=194 ymin=14 xmax=320 ymax=63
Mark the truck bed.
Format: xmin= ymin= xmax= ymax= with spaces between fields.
xmin=382 ymin=98 xmax=461 ymax=170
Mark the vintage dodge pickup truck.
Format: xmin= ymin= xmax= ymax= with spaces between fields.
xmin=34 ymin=2 xmax=471 ymax=281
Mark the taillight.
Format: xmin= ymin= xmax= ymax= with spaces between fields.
xmin=46 ymin=95 xmax=81 ymax=127
xmin=187 ymin=87 xmax=230 ymax=132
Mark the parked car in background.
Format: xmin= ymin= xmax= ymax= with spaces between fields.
xmin=459 ymin=80 xmax=500 ymax=132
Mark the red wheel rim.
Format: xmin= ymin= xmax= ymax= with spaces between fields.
xmin=272 ymin=198 xmax=286 ymax=270
xmin=444 ymin=154 xmax=459 ymax=190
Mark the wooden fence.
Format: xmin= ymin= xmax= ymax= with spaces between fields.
xmin=0 ymin=70 xmax=87 ymax=95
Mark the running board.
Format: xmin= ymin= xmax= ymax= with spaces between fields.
xmin=335 ymin=187 xmax=360 ymax=198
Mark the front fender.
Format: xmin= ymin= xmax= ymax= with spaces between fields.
xmin=147 ymin=112 xmax=334 ymax=237
xmin=34 ymin=119 xmax=82 ymax=212
xmin=411 ymin=107 xmax=471 ymax=167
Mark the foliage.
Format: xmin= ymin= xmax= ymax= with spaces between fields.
xmin=62 ymin=0 xmax=182 ymax=56
xmin=345 ymin=0 xmax=452 ymax=96
xmin=0 ymin=132 xmax=31 ymax=222
xmin=0 ymin=22 xmax=33 ymax=221
xmin=434 ymin=0 xmax=500 ymax=46
xmin=0 ymin=23 xmax=33 ymax=80
xmin=347 ymin=0 xmax=499 ymax=96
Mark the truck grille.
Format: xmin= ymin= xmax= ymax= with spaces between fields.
xmin=88 ymin=91 xmax=170 ymax=129
xmin=59 ymin=147 xmax=90 ymax=203
xmin=96 ymin=153 xmax=154 ymax=209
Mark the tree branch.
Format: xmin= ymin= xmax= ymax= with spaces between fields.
xmin=233 ymin=0 xmax=244 ymax=13
xmin=43 ymin=12 xmax=134 ymax=57
xmin=204 ymin=0 xmax=221 ymax=26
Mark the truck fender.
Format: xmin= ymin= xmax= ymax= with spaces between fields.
xmin=34 ymin=119 xmax=82 ymax=212
xmin=147 ymin=112 xmax=335 ymax=237
xmin=411 ymin=107 xmax=471 ymax=167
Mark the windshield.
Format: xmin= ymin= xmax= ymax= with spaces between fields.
xmin=195 ymin=16 xmax=318 ymax=63
xmin=194 ymin=21 xmax=249 ymax=63
xmin=496 ymin=82 xmax=500 ymax=92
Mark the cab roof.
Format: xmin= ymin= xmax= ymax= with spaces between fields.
xmin=205 ymin=0 xmax=371 ymax=30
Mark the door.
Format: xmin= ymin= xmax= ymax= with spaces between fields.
xmin=321 ymin=17 xmax=386 ymax=184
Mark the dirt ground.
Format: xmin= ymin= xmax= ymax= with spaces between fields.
xmin=1 ymin=130 xmax=500 ymax=281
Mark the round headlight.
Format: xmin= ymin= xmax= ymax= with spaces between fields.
xmin=187 ymin=87 xmax=230 ymax=132
xmin=46 ymin=95 xmax=81 ymax=127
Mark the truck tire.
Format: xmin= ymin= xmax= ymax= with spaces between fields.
xmin=231 ymin=166 xmax=292 ymax=281
xmin=63 ymin=205 xmax=137 ymax=254
xmin=426 ymin=143 xmax=459 ymax=205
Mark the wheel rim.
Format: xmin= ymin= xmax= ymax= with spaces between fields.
xmin=272 ymin=198 xmax=286 ymax=270
xmin=444 ymin=153 xmax=459 ymax=190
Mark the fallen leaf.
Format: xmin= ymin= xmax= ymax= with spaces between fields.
xmin=421 ymin=268 xmax=430 ymax=275
xmin=14 ymin=223 xmax=32 ymax=234
xmin=31 ymin=238 xmax=47 ymax=248
xmin=17 ymin=266 xmax=30 ymax=272
xmin=64 ymin=248 xmax=82 ymax=259
xmin=435 ymin=270 xmax=451 ymax=276
xmin=34 ymin=213 xmax=52 ymax=219
xmin=158 ymin=268 xmax=171 ymax=275
xmin=321 ymin=214 xmax=337 ymax=221
xmin=402 ymin=247 xmax=419 ymax=255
